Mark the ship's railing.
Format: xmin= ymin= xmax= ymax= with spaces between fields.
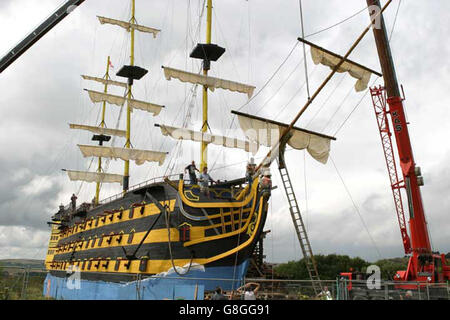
xmin=97 ymin=173 xmax=183 ymax=206
xmin=59 ymin=172 xmax=249 ymax=214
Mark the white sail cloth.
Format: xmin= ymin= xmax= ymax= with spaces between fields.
xmin=85 ymin=90 xmax=163 ymax=116
xmin=237 ymin=115 xmax=332 ymax=164
xmin=310 ymin=47 xmax=372 ymax=92
xmin=69 ymin=124 xmax=126 ymax=138
xmin=78 ymin=145 xmax=166 ymax=166
xmin=97 ymin=16 xmax=160 ymax=38
xmin=158 ymin=124 xmax=259 ymax=155
xmin=162 ymin=66 xmax=256 ymax=99
xmin=81 ymin=75 xmax=127 ymax=88
xmin=66 ymin=170 xmax=123 ymax=185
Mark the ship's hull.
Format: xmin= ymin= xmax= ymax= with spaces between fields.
xmin=43 ymin=176 xmax=270 ymax=300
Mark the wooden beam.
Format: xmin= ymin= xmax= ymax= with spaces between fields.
xmin=231 ymin=110 xmax=337 ymax=141
xmin=297 ymin=37 xmax=383 ymax=77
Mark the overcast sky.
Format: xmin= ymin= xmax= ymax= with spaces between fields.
xmin=0 ymin=0 xmax=448 ymax=265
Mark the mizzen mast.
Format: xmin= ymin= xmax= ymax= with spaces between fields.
xmin=95 ymin=56 xmax=112 ymax=204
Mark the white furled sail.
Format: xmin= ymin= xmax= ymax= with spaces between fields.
xmin=158 ymin=124 xmax=259 ymax=155
xmin=81 ymin=75 xmax=127 ymax=88
xmin=310 ymin=46 xmax=372 ymax=92
xmin=78 ymin=145 xmax=166 ymax=166
xmin=235 ymin=112 xmax=333 ymax=164
xmin=162 ymin=66 xmax=256 ymax=99
xmin=85 ymin=89 xmax=163 ymax=116
xmin=69 ymin=124 xmax=127 ymax=138
xmin=97 ymin=16 xmax=160 ymax=38
xmin=66 ymin=170 xmax=123 ymax=185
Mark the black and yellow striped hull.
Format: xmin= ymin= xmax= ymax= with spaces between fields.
xmin=43 ymin=176 xmax=270 ymax=299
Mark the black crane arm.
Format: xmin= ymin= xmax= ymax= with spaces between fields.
xmin=0 ymin=0 xmax=85 ymax=73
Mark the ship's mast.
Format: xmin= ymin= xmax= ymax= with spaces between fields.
xmin=124 ymin=0 xmax=136 ymax=192
xmin=94 ymin=55 xmax=111 ymax=204
xmin=200 ymin=0 xmax=213 ymax=171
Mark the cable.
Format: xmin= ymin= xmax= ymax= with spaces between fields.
xmin=333 ymin=77 xmax=379 ymax=136
xmin=305 ymin=73 xmax=347 ymax=128
xmin=330 ymin=155 xmax=382 ymax=259
xmin=305 ymin=5 xmax=369 ymax=38
xmin=320 ymin=83 xmax=354 ymax=132
xmin=331 ymin=0 xmax=402 ymax=136
xmin=254 ymin=55 xmax=306 ymax=116
xmin=235 ymin=41 xmax=300 ymax=112
xmin=273 ymin=64 xmax=319 ymax=120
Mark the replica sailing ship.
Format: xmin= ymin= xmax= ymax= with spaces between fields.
xmin=43 ymin=0 xmax=340 ymax=300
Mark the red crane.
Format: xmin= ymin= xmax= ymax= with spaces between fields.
xmin=367 ymin=0 xmax=449 ymax=286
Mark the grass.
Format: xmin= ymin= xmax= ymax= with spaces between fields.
xmin=0 ymin=274 xmax=49 ymax=300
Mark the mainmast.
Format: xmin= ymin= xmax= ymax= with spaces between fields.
xmin=159 ymin=0 xmax=257 ymax=168
xmin=201 ymin=0 xmax=213 ymax=171
xmin=124 ymin=0 xmax=136 ymax=192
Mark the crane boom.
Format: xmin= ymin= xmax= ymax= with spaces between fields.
xmin=0 ymin=0 xmax=85 ymax=73
xmin=366 ymin=0 xmax=449 ymax=284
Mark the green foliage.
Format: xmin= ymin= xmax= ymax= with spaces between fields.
xmin=274 ymin=254 xmax=410 ymax=280
xmin=373 ymin=257 xmax=408 ymax=280
xmin=274 ymin=254 xmax=370 ymax=280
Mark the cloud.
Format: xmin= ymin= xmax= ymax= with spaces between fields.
xmin=0 ymin=0 xmax=449 ymax=263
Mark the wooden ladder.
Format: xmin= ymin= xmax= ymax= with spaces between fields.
xmin=278 ymin=163 xmax=322 ymax=295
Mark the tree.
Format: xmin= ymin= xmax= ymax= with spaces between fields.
xmin=373 ymin=257 xmax=408 ymax=280
xmin=274 ymin=254 xmax=370 ymax=280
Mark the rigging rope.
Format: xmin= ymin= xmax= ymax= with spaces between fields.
xmin=330 ymin=155 xmax=383 ymax=260
xmin=273 ymin=64 xmax=319 ymax=120
xmin=298 ymin=0 xmax=311 ymax=99
xmin=235 ymin=41 xmax=300 ymax=113
xmin=305 ymin=5 xmax=369 ymax=38
xmin=305 ymin=73 xmax=347 ymax=128
xmin=254 ymin=54 xmax=306 ymax=116
xmin=165 ymin=206 xmax=195 ymax=276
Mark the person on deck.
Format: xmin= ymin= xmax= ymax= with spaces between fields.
xmin=198 ymin=167 xmax=216 ymax=197
xmin=185 ymin=161 xmax=200 ymax=185
xmin=246 ymin=157 xmax=256 ymax=186
xmin=259 ymin=169 xmax=272 ymax=196
xmin=70 ymin=193 xmax=77 ymax=212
